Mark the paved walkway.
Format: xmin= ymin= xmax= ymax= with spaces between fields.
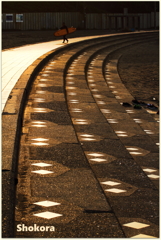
xmin=2 ymin=30 xmax=159 ymax=238
xmin=14 ymin=33 xmax=159 ymax=238
xmin=2 ymin=33 xmax=118 ymax=112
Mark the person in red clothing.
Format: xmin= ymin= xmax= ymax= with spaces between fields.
xmin=60 ymin=22 xmax=69 ymax=43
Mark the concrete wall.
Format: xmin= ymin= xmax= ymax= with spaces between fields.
xmin=2 ymin=12 xmax=159 ymax=30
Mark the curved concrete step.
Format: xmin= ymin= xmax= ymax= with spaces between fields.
xmin=64 ymin=35 xmax=159 ymax=237
xmin=2 ymin=31 xmax=159 ymax=238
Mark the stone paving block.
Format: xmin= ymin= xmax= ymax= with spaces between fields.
xmin=111 ymin=120 xmax=149 ymax=135
xmin=30 ymin=92 xmax=64 ymax=103
xmin=131 ymin=152 xmax=159 ymax=169
xmin=29 ymin=143 xmax=90 ymax=169
xmin=130 ymin=112 xmax=159 ymax=121
xmin=28 ymin=123 xmax=78 ymax=144
xmin=42 ymin=76 xmax=64 ymax=84
xmin=13 ymin=75 xmax=30 ymax=89
xmin=140 ymin=122 xmax=159 ymax=133
xmin=39 ymin=85 xmax=65 ymax=94
xmin=39 ymin=101 xmax=67 ymax=111
xmin=82 ymin=139 xmax=131 ymax=159
xmin=69 ymin=102 xmax=99 ymax=111
xmin=146 ymin=135 xmax=159 ymax=144
xmin=31 ymin=111 xmax=72 ymax=125
xmin=121 ymin=135 xmax=159 ymax=152
xmin=93 ymin=158 xmax=156 ymax=188
xmin=70 ymin=112 xmax=107 ymax=123
xmin=73 ymin=122 xmax=118 ymax=139
xmin=68 ymin=95 xmax=95 ymax=103
xmin=31 ymin=168 xmax=111 ymax=211
xmin=2 ymin=151 xmax=17 ymax=171
xmin=3 ymin=90 xmax=24 ymax=114
xmin=105 ymin=111 xmax=132 ymax=120
xmin=109 ymin=189 xmax=159 ymax=225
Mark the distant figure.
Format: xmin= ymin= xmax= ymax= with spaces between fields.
xmin=60 ymin=22 xmax=68 ymax=43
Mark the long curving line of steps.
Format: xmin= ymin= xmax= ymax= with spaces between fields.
xmin=65 ymin=33 xmax=159 ymax=238
xmin=10 ymin=31 xmax=159 ymax=238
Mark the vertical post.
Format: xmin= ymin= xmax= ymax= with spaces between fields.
xmin=100 ymin=13 xmax=103 ymax=30
xmin=124 ymin=8 xmax=128 ymax=29
xmin=109 ymin=16 xmax=111 ymax=31
xmin=84 ymin=5 xmax=86 ymax=29
xmin=121 ymin=16 xmax=124 ymax=29
xmin=13 ymin=13 xmax=16 ymax=30
xmin=132 ymin=16 xmax=135 ymax=30
xmin=154 ymin=1 xmax=156 ymax=29
xmin=125 ymin=16 xmax=128 ymax=29
xmin=138 ymin=16 xmax=140 ymax=31
xmin=115 ymin=16 xmax=118 ymax=31
xmin=127 ymin=16 xmax=130 ymax=29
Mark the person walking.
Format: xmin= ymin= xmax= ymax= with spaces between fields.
xmin=60 ymin=22 xmax=68 ymax=43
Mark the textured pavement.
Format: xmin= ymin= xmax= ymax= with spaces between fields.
xmin=2 ymin=30 xmax=159 ymax=238
xmin=2 ymin=31 xmax=118 ymax=112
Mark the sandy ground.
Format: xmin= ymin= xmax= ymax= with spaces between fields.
xmin=2 ymin=30 xmax=159 ymax=106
